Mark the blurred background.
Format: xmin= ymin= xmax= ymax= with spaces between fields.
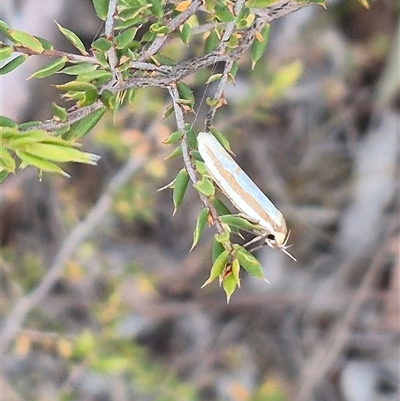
xmin=1 ymin=1 xmax=399 ymax=400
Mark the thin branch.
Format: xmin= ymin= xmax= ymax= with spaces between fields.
xmin=104 ymin=0 xmax=121 ymax=81
xmin=13 ymin=46 xmax=98 ymax=64
xmin=168 ymin=84 xmax=224 ymax=234
xmin=0 ymin=150 xmax=152 ymax=352
xmin=137 ymin=0 xmax=203 ymax=62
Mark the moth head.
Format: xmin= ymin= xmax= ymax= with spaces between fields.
xmin=265 ymin=231 xmax=296 ymax=261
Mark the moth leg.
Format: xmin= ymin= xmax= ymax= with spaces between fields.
xmin=243 ymin=234 xmax=264 ymax=248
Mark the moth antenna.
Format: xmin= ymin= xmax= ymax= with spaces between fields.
xmin=282 ymin=248 xmax=297 ymax=262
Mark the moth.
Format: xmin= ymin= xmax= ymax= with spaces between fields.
xmin=197 ymin=131 xmax=295 ymax=261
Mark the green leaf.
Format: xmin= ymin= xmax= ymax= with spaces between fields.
xmin=9 ymin=29 xmax=44 ymax=53
xmin=147 ymin=0 xmax=163 ymax=17
xmin=191 ymin=207 xmax=209 ymax=250
xmin=115 ymin=27 xmax=137 ymax=49
xmin=56 ymin=81 xmax=98 ymax=92
xmin=0 ymin=146 xmax=16 ymax=172
xmin=179 ymin=22 xmax=191 ymax=45
xmin=0 ymin=20 xmax=14 ymax=41
xmin=55 ymin=21 xmax=88 ymax=55
xmin=91 ymin=37 xmax=112 ymax=52
xmin=66 ymin=106 xmax=106 ymax=139
xmin=231 ymin=258 xmax=241 ymax=288
xmin=222 ymin=268 xmax=237 ymax=303
xmin=53 ymin=125 xmax=71 ymax=137
xmin=193 ymin=177 xmax=215 ymax=197
xmin=78 ymin=69 xmax=112 ymax=84
xmin=0 ymin=170 xmax=10 ymax=182
xmin=173 ymin=168 xmax=190 ymax=215
xmin=184 ymin=124 xmax=197 ymax=149
xmin=92 ymin=0 xmax=110 ymax=20
xmin=127 ymin=88 xmax=136 ymax=107
xmin=246 ymin=0 xmax=276 ymax=7
xmin=219 ymin=215 xmax=259 ymax=231
xmin=33 ymin=35 xmax=54 ymax=51
xmin=0 ymin=116 xmax=17 ymax=128
xmin=76 ymin=88 xmax=98 ymax=107
xmin=205 ymin=73 xmax=223 ymax=84
xmin=61 ymin=62 xmax=97 ymax=75
xmin=214 ymin=2 xmax=234 ymax=22
xmin=52 ymin=102 xmax=68 ymax=122
xmin=18 ymin=121 xmax=42 ymax=130
xmin=201 ymin=250 xmax=229 ymax=288
xmin=29 ymin=56 xmax=67 ymax=79
xmin=211 ymin=198 xmax=231 ymax=216
xmin=162 ymin=104 xmax=174 ymax=120
xmin=251 ymin=24 xmax=270 ymax=70
xmin=204 ymin=29 xmax=219 ymax=53
xmin=16 ymin=150 xmax=70 ymax=177
xmin=212 ymin=237 xmax=225 ymax=262
xmin=209 ymin=127 xmax=232 ymax=152
xmin=6 ymin=130 xmax=50 ymax=148
xmin=177 ymin=82 xmax=195 ymax=109
xmin=0 ymin=54 xmax=28 ymax=75
xmin=0 ymin=126 xmax=19 ymax=140
xmin=233 ymin=245 xmax=265 ymax=280
xmin=231 ymin=61 xmax=239 ymax=78
xmin=162 ymin=131 xmax=182 ymax=145
xmin=101 ymin=89 xmax=117 ymax=109
xmin=215 ymin=231 xmax=230 ymax=243
xmin=150 ymin=24 xmax=169 ymax=35
xmin=23 ymin=143 xmax=100 ymax=165
xmin=0 ymin=46 xmax=13 ymax=61
xmin=164 ymin=145 xmax=183 ymax=160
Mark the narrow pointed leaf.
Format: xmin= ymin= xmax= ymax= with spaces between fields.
xmin=92 ymin=37 xmax=112 ymax=52
xmin=162 ymin=131 xmax=182 ymax=145
xmin=201 ymin=250 xmax=229 ymax=288
xmin=115 ymin=28 xmax=137 ymax=49
xmin=173 ymin=168 xmax=190 ymax=215
xmin=212 ymin=236 xmax=225 ymax=262
xmin=177 ymin=82 xmax=194 ymax=108
xmin=232 ymin=258 xmax=241 ymax=288
xmin=0 ymin=46 xmax=13 ymax=61
xmin=204 ymin=29 xmax=219 ymax=53
xmin=209 ymin=127 xmax=232 ymax=152
xmin=219 ymin=215 xmax=259 ymax=231
xmin=55 ymin=21 xmax=88 ymax=55
xmin=191 ymin=207 xmax=209 ymax=250
xmin=16 ymin=150 xmax=70 ymax=177
xmin=92 ymin=0 xmax=110 ymax=20
xmin=0 ymin=116 xmax=17 ymax=128
xmin=222 ymin=271 xmax=236 ymax=303
xmin=9 ymin=29 xmax=44 ymax=53
xmin=61 ymin=62 xmax=97 ymax=75
xmin=251 ymin=24 xmax=270 ymax=69
xmin=0 ymin=146 xmax=16 ymax=171
xmin=24 ymin=143 xmax=100 ymax=165
xmin=0 ymin=55 xmax=28 ymax=75
xmin=56 ymin=81 xmax=97 ymax=92
xmin=29 ymin=56 xmax=67 ymax=79
xmin=164 ymin=146 xmax=182 ymax=160
xmin=66 ymin=106 xmax=106 ymax=139
xmin=193 ymin=178 xmax=215 ymax=197
xmin=52 ymin=103 xmax=68 ymax=122
xmin=215 ymin=231 xmax=230 ymax=244
xmin=179 ymin=22 xmax=191 ymax=45
xmin=234 ymin=245 xmax=265 ymax=279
